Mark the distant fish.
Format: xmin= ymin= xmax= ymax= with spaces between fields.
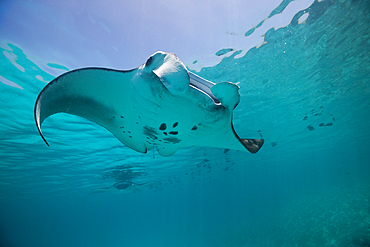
xmin=307 ymin=125 xmax=315 ymax=131
xmin=319 ymin=123 xmax=333 ymax=127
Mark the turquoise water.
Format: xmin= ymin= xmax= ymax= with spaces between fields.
xmin=1 ymin=1 xmax=370 ymax=247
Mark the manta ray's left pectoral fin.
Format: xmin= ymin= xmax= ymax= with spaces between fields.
xmin=239 ymin=139 xmax=264 ymax=154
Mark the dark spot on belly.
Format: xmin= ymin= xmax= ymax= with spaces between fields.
xmin=169 ymin=131 xmax=178 ymax=135
xmin=136 ymin=122 xmax=138 ymax=124
xmin=143 ymin=126 xmax=159 ymax=140
xmin=307 ymin=125 xmax=315 ymax=131
xmin=120 ymin=116 xmax=124 ymax=118
xmin=191 ymin=126 xmax=198 ymax=130
xmin=164 ymin=137 xmax=181 ymax=144
xmin=163 ymin=132 xmax=168 ymax=135
xmin=120 ymin=126 xmax=124 ymax=129
xmin=319 ymin=123 xmax=324 ymax=127
xmin=173 ymin=122 xmax=178 ymax=128
xmin=129 ymin=136 xmax=132 ymax=138
xmin=159 ymin=123 xmax=167 ymax=130
xmin=325 ymin=123 xmax=333 ymax=126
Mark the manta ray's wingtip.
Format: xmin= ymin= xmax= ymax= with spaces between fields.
xmin=34 ymin=103 xmax=50 ymax=147
xmin=241 ymin=139 xmax=264 ymax=154
xmin=41 ymin=133 xmax=50 ymax=147
xmin=36 ymin=123 xmax=50 ymax=147
xmin=230 ymin=122 xmax=264 ymax=154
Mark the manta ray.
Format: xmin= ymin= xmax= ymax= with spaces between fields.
xmin=34 ymin=51 xmax=264 ymax=156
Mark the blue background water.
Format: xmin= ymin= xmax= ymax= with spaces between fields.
xmin=1 ymin=1 xmax=370 ymax=247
